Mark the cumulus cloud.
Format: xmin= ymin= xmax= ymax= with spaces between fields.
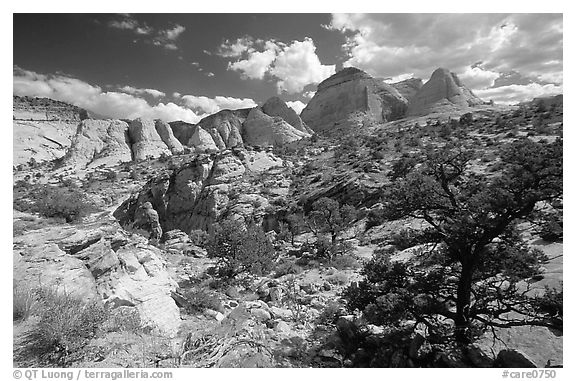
xmin=224 ymin=37 xmax=335 ymax=94
xmin=286 ymin=100 xmax=307 ymax=114
xmin=13 ymin=66 xmax=202 ymax=123
xmin=181 ymin=95 xmax=257 ymax=114
xmin=228 ymin=48 xmax=278 ymax=79
xmin=161 ymin=24 xmax=186 ymax=41
xmin=119 ymin=85 xmax=166 ymax=98
xmin=329 ymin=13 xmax=562 ymax=102
xmin=475 ymin=83 xmax=563 ymax=105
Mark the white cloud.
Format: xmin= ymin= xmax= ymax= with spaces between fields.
xmin=228 ymin=48 xmax=277 ymax=79
xmin=119 ymin=85 xmax=166 ymax=98
xmin=108 ymin=15 xmax=152 ymax=35
xmin=161 ymin=24 xmax=186 ymax=41
xmin=181 ymin=95 xmax=257 ymax=114
xmin=458 ymin=67 xmax=500 ymax=89
xmin=224 ymin=37 xmax=335 ymax=94
xmin=474 ymin=83 xmax=563 ymax=104
xmin=172 ymin=92 xmax=181 ymax=98
xmin=329 ymin=13 xmax=562 ymax=92
xmin=13 ymin=67 xmax=202 ymax=123
xmin=217 ymin=36 xmax=256 ymax=57
xmin=286 ymin=100 xmax=307 ymax=114
xmin=271 ymin=38 xmax=336 ymax=93
xmin=206 ymin=72 xmax=215 ymax=77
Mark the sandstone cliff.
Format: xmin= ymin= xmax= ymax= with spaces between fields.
xmin=300 ymin=67 xmax=408 ymax=134
xmin=407 ymin=68 xmax=483 ymax=116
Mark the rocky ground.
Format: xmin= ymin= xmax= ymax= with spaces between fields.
xmin=12 ymin=68 xmax=563 ymax=368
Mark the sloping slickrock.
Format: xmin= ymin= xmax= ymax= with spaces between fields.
xmin=13 ymin=244 xmax=99 ymax=300
xmin=243 ymin=107 xmax=310 ymax=147
xmin=301 ymin=67 xmax=408 ymax=134
xmin=407 ymin=67 xmax=483 ymax=116
xmin=188 ymin=126 xmax=219 ymax=153
xmin=155 ymin=120 xmax=184 ymax=154
xmin=63 ymin=119 xmax=133 ymax=169
xmin=261 ymin=96 xmax=313 ymax=134
xmin=13 ymin=215 xmax=181 ymax=336
xmin=13 ymin=96 xmax=88 ymax=166
xmin=195 ymin=108 xmax=250 ymax=149
xmin=128 ymin=118 xmax=171 ymax=161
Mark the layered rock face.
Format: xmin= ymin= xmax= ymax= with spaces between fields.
xmin=261 ymin=96 xmax=313 ymax=134
xmin=63 ymin=119 xmax=133 ymax=169
xmin=300 ymin=67 xmax=408 ymax=133
xmin=407 ymin=68 xmax=483 ymax=116
xmin=13 ymin=214 xmax=181 ymax=336
xmin=169 ymin=121 xmax=196 ymax=146
xmin=155 ymin=120 xmax=184 ymax=154
xmin=128 ymin=118 xmax=172 ymax=161
xmin=243 ymin=107 xmax=311 ymax=147
xmin=13 ymin=96 xmax=89 ymax=166
xmin=114 ymin=150 xmax=283 ymax=234
xmin=182 ymin=99 xmax=310 ymax=152
xmin=60 ymin=117 xmax=185 ymax=170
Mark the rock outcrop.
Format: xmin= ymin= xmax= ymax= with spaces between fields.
xmin=261 ymin=97 xmax=313 ymax=134
xmin=13 ymin=96 xmax=88 ymax=166
xmin=301 ymin=67 xmax=408 ymax=134
xmin=169 ymin=121 xmax=196 ymax=146
xmin=196 ymin=108 xmax=250 ymax=149
xmin=13 ymin=213 xmax=181 ymax=336
xmin=189 ymin=126 xmax=220 ymax=153
xmin=407 ymin=68 xmax=483 ymax=116
xmin=63 ymin=119 xmax=133 ymax=169
xmin=128 ymin=118 xmax=171 ymax=161
xmin=114 ymin=149 xmax=283 ymax=234
xmin=155 ymin=120 xmax=184 ymax=154
xmin=243 ymin=107 xmax=310 ymax=147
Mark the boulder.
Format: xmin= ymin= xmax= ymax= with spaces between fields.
xmin=128 ymin=118 xmax=171 ymax=160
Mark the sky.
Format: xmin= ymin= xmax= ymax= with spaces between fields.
xmin=13 ymin=13 xmax=563 ymax=123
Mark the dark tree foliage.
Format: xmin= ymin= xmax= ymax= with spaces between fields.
xmin=345 ymin=138 xmax=562 ymax=344
xmin=306 ymin=197 xmax=357 ymax=244
xmin=207 ymin=219 xmax=277 ymax=279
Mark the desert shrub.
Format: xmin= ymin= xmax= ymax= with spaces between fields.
xmin=329 ymin=254 xmax=360 ymax=270
xmin=207 ymin=220 xmax=278 ymax=279
xmin=326 ymin=272 xmax=349 ymax=286
xmin=182 ymin=288 xmax=223 ymax=313
xmin=13 ymin=283 xmax=35 ymax=322
xmin=316 ymin=300 xmax=346 ymax=326
xmin=24 ymin=288 xmax=108 ymax=366
xmin=103 ymin=307 xmax=142 ymax=333
xmin=536 ymin=210 xmax=563 ymax=242
xmin=535 ymin=286 xmax=563 ymax=319
xmin=273 ymin=259 xmax=303 ymax=278
xmin=14 ymin=184 xmax=98 ymax=223
xmin=389 ymin=228 xmax=429 ymax=250
xmin=189 ymin=229 xmax=209 ymax=247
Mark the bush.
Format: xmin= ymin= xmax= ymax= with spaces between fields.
xmin=14 ymin=184 xmax=98 ymax=223
xmin=103 ymin=307 xmax=142 ymax=333
xmin=273 ymin=259 xmax=303 ymax=278
xmin=182 ymin=288 xmax=223 ymax=313
xmin=389 ymin=228 xmax=430 ymax=250
xmin=24 ymin=288 xmax=108 ymax=366
xmin=189 ymin=229 xmax=209 ymax=247
xmin=13 ymin=283 xmax=35 ymax=322
xmin=207 ymin=219 xmax=277 ymax=279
